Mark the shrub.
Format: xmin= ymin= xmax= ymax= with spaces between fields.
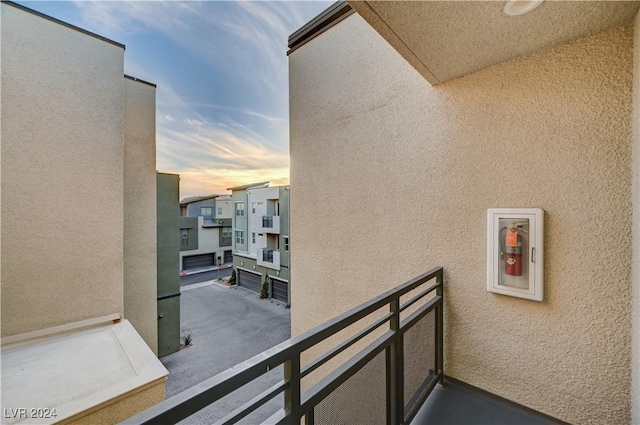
xmin=182 ymin=332 xmax=192 ymax=346
xmin=260 ymin=276 xmax=270 ymax=299
xmin=229 ymin=269 xmax=236 ymax=286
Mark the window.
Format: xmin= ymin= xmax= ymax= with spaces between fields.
xmin=200 ymin=206 xmax=213 ymax=217
xmin=252 ymin=233 xmax=256 ymax=244
xmin=235 ymin=202 xmax=245 ymax=216
xmin=284 ymin=236 xmax=289 ymax=252
xmin=217 ymin=207 xmax=222 ymax=215
xmin=235 ymin=230 xmax=245 ymax=245
xmin=222 ymin=227 xmax=232 ymax=238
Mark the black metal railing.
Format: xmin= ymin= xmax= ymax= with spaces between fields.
xmin=262 ymin=216 xmax=274 ymax=228
xmin=262 ymin=249 xmax=274 ymax=263
xmin=122 ymin=267 xmax=444 ymax=425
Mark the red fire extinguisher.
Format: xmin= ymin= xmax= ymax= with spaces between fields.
xmin=502 ymin=227 xmax=522 ymax=276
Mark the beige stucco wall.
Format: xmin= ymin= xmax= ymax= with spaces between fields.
xmin=290 ymin=14 xmax=633 ymax=425
xmin=63 ymin=379 xmax=165 ymax=425
xmin=632 ymin=10 xmax=640 ymax=425
xmin=124 ymin=78 xmax=158 ymax=355
xmin=1 ymin=3 xmax=125 ymax=336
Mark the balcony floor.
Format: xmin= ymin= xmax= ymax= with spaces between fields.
xmin=411 ymin=377 xmax=566 ymax=425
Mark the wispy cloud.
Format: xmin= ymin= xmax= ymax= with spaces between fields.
xmin=64 ymin=1 xmax=331 ymax=197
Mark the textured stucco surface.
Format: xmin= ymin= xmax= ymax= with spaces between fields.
xmin=64 ymin=380 xmax=165 ymax=425
xmin=289 ymin=15 xmax=633 ymax=425
xmin=124 ymin=78 xmax=158 ymax=354
xmin=632 ymin=10 xmax=640 ymax=425
xmin=351 ymin=1 xmax=639 ymax=84
xmin=1 ymin=4 xmax=125 ymax=335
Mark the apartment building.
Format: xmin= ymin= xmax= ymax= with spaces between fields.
xmin=1 ymin=2 xmax=167 ymax=422
xmin=180 ymin=195 xmax=233 ymax=271
xmin=287 ymin=1 xmax=640 ymax=424
xmin=230 ymin=182 xmax=291 ymax=305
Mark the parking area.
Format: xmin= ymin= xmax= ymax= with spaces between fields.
xmin=161 ymin=281 xmax=291 ymax=424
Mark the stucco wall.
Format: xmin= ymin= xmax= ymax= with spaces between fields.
xmin=289 ymin=15 xmax=633 ymax=424
xmin=63 ymin=379 xmax=165 ymax=425
xmin=1 ymin=3 xmax=125 ymax=336
xmin=216 ymin=199 xmax=233 ymax=219
xmin=123 ymin=78 xmax=158 ymax=354
xmin=632 ymin=10 xmax=640 ymax=425
xmin=157 ymin=173 xmax=181 ymax=357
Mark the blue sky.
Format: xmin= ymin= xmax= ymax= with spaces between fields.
xmin=20 ymin=1 xmax=331 ymax=198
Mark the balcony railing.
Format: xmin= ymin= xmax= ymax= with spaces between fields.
xmin=122 ymin=267 xmax=443 ymax=425
xmin=257 ymin=248 xmax=280 ymax=270
xmin=259 ymin=215 xmax=280 ymax=234
xmin=262 ymin=216 xmax=274 ymax=228
xmin=263 ymin=249 xmax=273 ymax=262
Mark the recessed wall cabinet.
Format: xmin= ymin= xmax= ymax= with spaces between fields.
xmin=487 ymin=208 xmax=544 ymax=301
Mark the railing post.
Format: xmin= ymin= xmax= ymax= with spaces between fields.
xmin=284 ymin=355 xmax=301 ymax=424
xmin=386 ymin=298 xmax=404 ymax=425
xmin=436 ymin=271 xmax=444 ymax=385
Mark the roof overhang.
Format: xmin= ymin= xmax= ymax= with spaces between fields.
xmin=347 ymin=0 xmax=640 ymax=85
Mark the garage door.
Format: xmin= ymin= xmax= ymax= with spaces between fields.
xmin=183 ymin=254 xmax=214 ymax=270
xmin=271 ymin=278 xmax=289 ymax=305
xmin=238 ymin=269 xmax=262 ymax=294
xmin=224 ymin=250 xmax=233 ymax=264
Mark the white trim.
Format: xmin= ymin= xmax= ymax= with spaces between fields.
xmin=269 ymin=276 xmax=289 ymax=283
xmin=486 ymin=208 xmax=544 ymax=302
xmin=233 ymin=252 xmax=256 ymax=260
xmin=1 ymin=313 xmax=122 ymax=346
xmin=237 ymin=267 xmax=261 ymax=277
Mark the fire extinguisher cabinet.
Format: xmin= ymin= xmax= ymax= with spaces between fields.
xmin=487 ymin=208 xmax=544 ymax=301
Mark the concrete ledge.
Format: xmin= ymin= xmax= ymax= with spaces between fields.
xmin=1 ymin=320 xmax=168 ymax=424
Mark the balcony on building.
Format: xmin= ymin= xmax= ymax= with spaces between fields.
xmin=257 ymin=248 xmax=280 ymax=270
xmin=260 ymin=215 xmax=280 ymax=234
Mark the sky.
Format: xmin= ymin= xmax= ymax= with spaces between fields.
xmin=20 ymin=0 xmax=332 ymax=199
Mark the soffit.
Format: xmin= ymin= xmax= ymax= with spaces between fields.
xmin=349 ymin=1 xmax=640 ymax=85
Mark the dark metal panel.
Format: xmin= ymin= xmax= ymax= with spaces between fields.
xmin=183 ymin=254 xmax=214 ymax=270
xmin=239 ymin=269 xmax=262 ymax=294
xmin=224 ymin=250 xmax=233 ymax=264
xmin=271 ymin=278 xmax=288 ymax=304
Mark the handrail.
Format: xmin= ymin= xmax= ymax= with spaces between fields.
xmin=122 ymin=266 xmax=444 ymax=425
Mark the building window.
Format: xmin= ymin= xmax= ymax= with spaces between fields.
xmin=200 ymin=206 xmax=213 ymax=217
xmin=181 ymin=229 xmax=189 ymax=247
xmin=222 ymin=227 xmax=232 ymax=238
xmin=235 ymin=230 xmax=245 ymax=245
xmin=252 ymin=233 xmax=256 ymax=244
xmin=236 ymin=202 xmax=245 ymax=216
xmin=284 ymin=236 xmax=289 ymax=252
xmin=217 ymin=207 xmax=222 ymax=215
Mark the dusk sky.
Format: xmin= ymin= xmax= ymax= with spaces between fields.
xmin=20 ymin=1 xmax=331 ymax=199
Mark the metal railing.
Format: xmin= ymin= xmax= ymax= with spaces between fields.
xmin=122 ymin=267 xmax=444 ymax=425
xmin=262 ymin=216 xmax=274 ymax=228
xmin=262 ymin=249 xmax=274 ymax=263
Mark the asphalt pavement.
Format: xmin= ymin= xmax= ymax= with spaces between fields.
xmin=161 ymin=282 xmax=291 ymax=424
xmin=180 ymin=268 xmax=232 ymax=286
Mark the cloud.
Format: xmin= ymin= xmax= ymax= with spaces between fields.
xmin=67 ymin=1 xmax=331 ymax=197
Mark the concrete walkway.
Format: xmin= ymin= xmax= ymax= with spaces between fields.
xmin=161 ymin=282 xmax=290 ymax=424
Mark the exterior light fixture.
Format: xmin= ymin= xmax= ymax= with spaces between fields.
xmin=503 ymin=0 xmax=543 ymax=16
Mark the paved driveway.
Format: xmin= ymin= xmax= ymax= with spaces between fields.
xmin=161 ymin=282 xmax=291 ymax=424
